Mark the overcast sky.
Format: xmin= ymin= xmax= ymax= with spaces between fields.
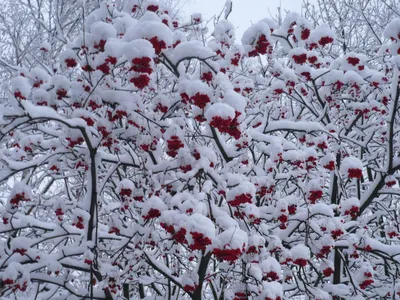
xmin=184 ymin=0 xmax=304 ymax=39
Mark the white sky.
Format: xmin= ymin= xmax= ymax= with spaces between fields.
xmin=184 ymin=0 xmax=304 ymax=38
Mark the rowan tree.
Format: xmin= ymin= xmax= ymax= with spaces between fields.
xmin=0 ymin=0 xmax=400 ymax=299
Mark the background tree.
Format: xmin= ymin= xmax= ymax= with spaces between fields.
xmin=302 ymin=0 xmax=400 ymax=55
xmin=1 ymin=0 xmax=400 ymax=299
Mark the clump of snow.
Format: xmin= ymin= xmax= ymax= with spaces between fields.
xmin=170 ymin=41 xmax=215 ymax=65
xmin=11 ymin=76 xmax=31 ymax=100
xmin=227 ymin=182 xmax=256 ymax=206
xmin=308 ymin=24 xmax=334 ymax=47
xmin=212 ymin=227 xmax=248 ymax=261
xmin=205 ymin=103 xmax=235 ymax=122
xmin=39 ymin=41 xmax=51 ymax=52
xmin=260 ymin=256 xmax=281 ymax=281
xmin=11 ymin=237 xmax=31 ymax=255
xmin=213 ymin=19 xmax=235 ymax=43
xmin=223 ymin=90 xmax=247 ymax=116
xmin=123 ymin=39 xmax=155 ymax=61
xmin=291 ymin=244 xmax=310 ymax=267
xmin=383 ymin=19 xmax=400 ymax=40
xmin=91 ymin=22 xmax=117 ymax=41
xmin=260 ymin=281 xmax=283 ymax=299
xmin=125 ymin=12 xmax=173 ymax=52
xmin=60 ymin=49 xmax=78 ymax=68
xmin=141 ymin=196 xmax=167 ymax=220
xmin=340 ymin=197 xmax=360 ymax=219
xmin=116 ymin=179 xmax=135 ymax=197
xmin=340 ymin=156 xmax=363 ymax=179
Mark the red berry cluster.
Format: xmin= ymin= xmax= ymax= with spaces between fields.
xmin=147 ymin=36 xmax=167 ymax=55
xmin=228 ymin=193 xmax=252 ymax=207
xmin=147 ymin=4 xmax=158 ymax=12
xmin=160 ymin=223 xmax=188 ymax=244
xmin=166 ymin=135 xmax=184 ymax=157
xmin=347 ymin=57 xmax=360 ymax=66
xmin=213 ymin=247 xmax=242 ymax=261
xmin=131 ymin=57 xmax=152 ymax=74
xmin=66 ymin=137 xmax=84 ymax=148
xmin=190 ymin=93 xmax=211 ymax=109
xmin=201 ymin=72 xmax=213 ymax=83
xmin=359 ymin=272 xmax=374 ymax=290
xmin=344 ymin=205 xmax=359 ymax=219
xmin=105 ymin=277 xmax=121 ymax=294
xmin=293 ymin=258 xmax=307 ymax=267
xmin=96 ymin=56 xmax=117 ymax=74
xmin=108 ymin=226 xmax=120 ymax=235
xmin=288 ymin=204 xmax=297 ymax=215
xmin=292 ymin=53 xmax=307 ymax=64
xmin=189 ymin=231 xmax=212 ymax=251
xmin=183 ymin=284 xmax=196 ymax=292
xmin=263 ymin=271 xmax=280 ymax=281
xmin=348 ymin=168 xmax=362 ymax=179
xmin=14 ymin=91 xmax=26 ymax=100
xmin=234 ymin=291 xmax=251 ymax=300
xmin=308 ymin=190 xmax=322 ymax=204
xmin=130 ymin=74 xmax=150 ymax=89
xmin=324 ymin=161 xmax=335 ymax=171
xmin=9 ymin=192 xmax=30 ymax=208
xmin=248 ymin=34 xmax=272 ymax=57
xmin=180 ymin=164 xmax=192 ymax=173
xmin=12 ymin=281 xmax=27 ymax=292
xmin=331 ymin=228 xmax=344 ymax=239
xmin=318 ymin=36 xmax=334 ymax=46
xmin=231 ymin=53 xmax=241 ymax=66
xmin=73 ymin=216 xmax=84 ymax=229
xmin=55 ymin=208 xmax=64 ymax=221
xmin=56 ymin=89 xmax=68 ymax=99
xmin=14 ymin=248 xmax=27 ymax=256
xmin=301 ymin=28 xmax=310 ymax=40
xmin=142 ymin=208 xmax=161 ymax=220
xmin=65 ymin=58 xmax=77 ymax=68
xmin=323 ymin=267 xmax=334 ymax=277
xmin=94 ymin=39 xmax=106 ymax=52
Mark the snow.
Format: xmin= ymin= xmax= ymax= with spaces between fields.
xmin=262 ymin=120 xmax=328 ymax=134
xmin=223 ymin=90 xmax=247 ymax=114
xmin=308 ymin=24 xmax=335 ymax=45
xmin=90 ymin=22 xmax=117 ymax=41
xmin=10 ymin=76 xmax=31 ymax=99
xmin=340 ymin=197 xmax=360 ymax=213
xmin=310 ymin=203 xmax=334 ymax=217
xmin=223 ymin=1 xmax=232 ymax=19
xmin=214 ymin=226 xmax=248 ymax=249
xmin=170 ymin=41 xmax=215 ymax=64
xmin=186 ymin=213 xmax=215 ymax=239
xmin=340 ymin=156 xmax=363 ymax=176
xmin=185 ymin=80 xmax=213 ymax=98
xmin=383 ymin=18 xmax=400 ymax=39
xmin=261 ymin=281 xmax=283 ymax=299
xmin=60 ymin=49 xmax=78 ymax=67
xmin=11 ymin=237 xmax=32 ymax=252
xmin=211 ymin=206 xmax=238 ymax=230
xmin=291 ymin=244 xmax=310 ymax=260
xmin=205 ymin=103 xmax=235 ymax=121
xmin=124 ymin=12 xmax=173 ymax=47
xmin=241 ymin=21 xmax=271 ymax=47
xmin=227 ymin=181 xmax=255 ymax=201
xmin=39 ymin=41 xmax=51 ymax=52
xmin=122 ymin=39 xmax=155 ymax=61
xmin=260 ymin=256 xmax=281 ymax=279
xmin=213 ymin=19 xmax=235 ymax=42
